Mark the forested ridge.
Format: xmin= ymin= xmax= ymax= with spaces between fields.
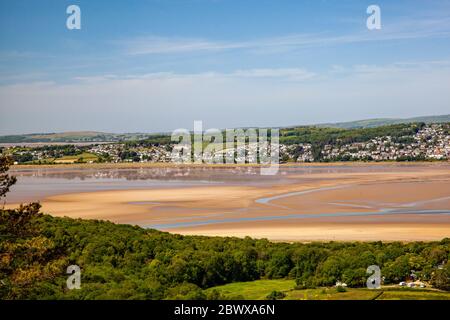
xmin=129 ymin=122 xmax=431 ymax=147
xmin=1 ymin=209 xmax=449 ymax=299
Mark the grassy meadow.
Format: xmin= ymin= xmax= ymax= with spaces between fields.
xmin=206 ymin=279 xmax=450 ymax=300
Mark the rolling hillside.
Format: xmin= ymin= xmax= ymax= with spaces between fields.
xmin=315 ymin=114 xmax=450 ymax=129
xmin=1 ymin=114 xmax=449 ymax=143
xmin=0 ymin=131 xmax=155 ymax=144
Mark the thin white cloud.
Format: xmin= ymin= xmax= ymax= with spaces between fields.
xmin=0 ymin=50 xmax=57 ymax=61
xmin=330 ymin=59 xmax=450 ymax=76
xmin=119 ymin=17 xmax=450 ymax=55
xmin=81 ymin=59 xmax=450 ymax=84
xmin=232 ymin=68 xmax=316 ymax=81
xmin=0 ymin=72 xmax=49 ymax=83
xmin=123 ymin=36 xmax=242 ymax=55
xmin=1 ymin=61 xmax=449 ymax=134
xmin=72 ymin=68 xmax=317 ymax=83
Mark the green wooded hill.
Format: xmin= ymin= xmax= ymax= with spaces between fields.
xmin=0 ymin=131 xmax=158 ymax=144
xmin=315 ymin=114 xmax=450 ymax=129
xmin=1 ymin=203 xmax=449 ymax=300
xmin=1 ymin=114 xmax=449 ymax=144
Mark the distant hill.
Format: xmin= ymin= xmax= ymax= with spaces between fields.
xmin=1 ymin=114 xmax=449 ymax=143
xmin=315 ymin=114 xmax=450 ymax=129
xmin=0 ymin=131 xmax=153 ymax=144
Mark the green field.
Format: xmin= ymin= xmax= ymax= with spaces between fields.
xmin=21 ymin=152 xmax=99 ymax=164
xmin=206 ymin=279 xmax=450 ymax=300
xmin=376 ymin=289 xmax=450 ymax=300
xmin=55 ymin=152 xmax=98 ymax=162
xmin=17 ymin=152 xmax=99 ymax=164
xmin=205 ymin=280 xmax=296 ymax=300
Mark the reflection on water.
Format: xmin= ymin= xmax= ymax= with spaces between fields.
xmin=6 ymin=166 xmax=281 ymax=203
xmin=5 ymin=164 xmax=445 ymax=204
xmin=10 ymin=163 xmax=436 ymax=180
xmin=12 ymin=166 xmax=272 ymax=181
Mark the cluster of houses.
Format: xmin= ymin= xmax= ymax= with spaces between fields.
xmin=399 ymin=281 xmax=426 ymax=288
xmin=335 ymin=269 xmax=429 ymax=289
xmin=335 ymin=280 xmax=427 ymax=289
xmin=280 ymin=143 xmax=315 ymax=162
xmin=88 ymin=144 xmax=173 ymax=163
xmin=315 ymin=124 xmax=449 ymax=162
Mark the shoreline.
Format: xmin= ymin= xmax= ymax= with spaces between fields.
xmin=11 ymin=160 xmax=450 ymax=171
xmin=169 ymin=223 xmax=450 ymax=242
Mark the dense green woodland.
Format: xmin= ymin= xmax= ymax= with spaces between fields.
xmin=281 ymin=123 xmax=425 ymax=144
xmin=1 ymin=205 xmax=449 ymax=299
xmin=133 ymin=122 xmax=432 ymax=147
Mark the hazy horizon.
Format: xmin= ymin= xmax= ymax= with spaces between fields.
xmin=1 ymin=112 xmax=449 ymax=136
xmin=1 ymin=0 xmax=450 ymax=135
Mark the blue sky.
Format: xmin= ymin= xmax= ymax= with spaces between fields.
xmin=1 ymin=0 xmax=450 ymax=134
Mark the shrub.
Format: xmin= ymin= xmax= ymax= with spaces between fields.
xmin=336 ymin=286 xmax=347 ymax=293
xmin=266 ymin=290 xmax=286 ymax=300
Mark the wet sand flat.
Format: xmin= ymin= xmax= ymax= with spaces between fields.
xmin=172 ymin=223 xmax=450 ymax=242
xmin=6 ymin=163 xmax=450 ymax=241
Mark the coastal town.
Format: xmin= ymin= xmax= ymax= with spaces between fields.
xmin=317 ymin=123 xmax=450 ymax=162
xmin=1 ymin=123 xmax=449 ymax=164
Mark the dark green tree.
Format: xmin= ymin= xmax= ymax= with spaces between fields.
xmin=0 ymin=155 xmax=17 ymax=198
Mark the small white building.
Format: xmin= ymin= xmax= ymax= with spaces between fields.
xmin=335 ymin=281 xmax=347 ymax=287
